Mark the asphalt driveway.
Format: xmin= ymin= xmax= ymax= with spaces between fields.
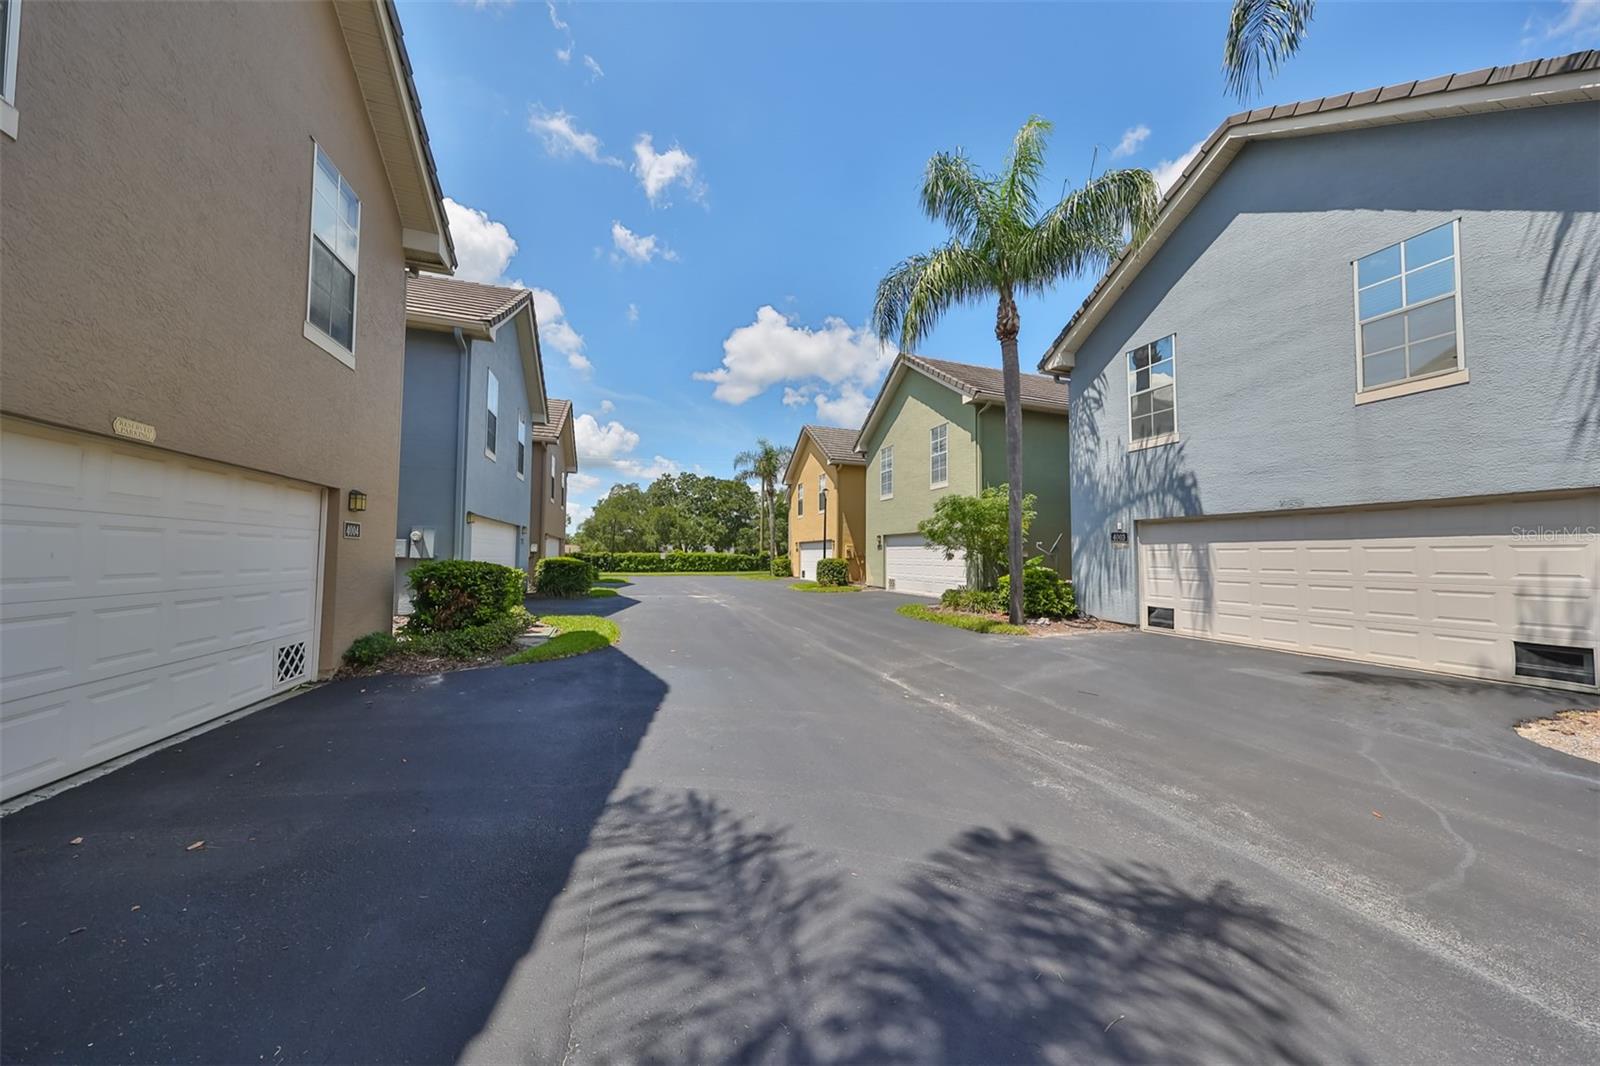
xmin=2 ymin=576 xmax=1595 ymax=1064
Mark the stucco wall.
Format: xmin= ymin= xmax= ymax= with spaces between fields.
xmin=1062 ymin=102 xmax=1600 ymax=624
xmin=397 ymin=329 xmax=464 ymax=560
xmin=463 ymin=327 xmax=534 ymax=564
xmin=861 ymin=373 xmax=979 ymax=587
xmin=530 ymin=438 xmax=570 ymax=554
xmin=786 ymin=438 xmax=866 ymax=581
xmin=0 ymin=0 xmax=415 ymax=672
xmin=977 ymin=406 xmax=1071 ymax=577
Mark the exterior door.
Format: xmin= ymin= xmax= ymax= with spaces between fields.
xmin=1138 ymin=493 xmax=1599 ymax=690
xmin=0 ymin=422 xmax=323 ymax=800
xmin=883 ymin=533 xmax=967 ymax=597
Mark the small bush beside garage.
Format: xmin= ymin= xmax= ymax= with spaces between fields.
xmin=407 ymin=560 xmax=526 ymax=633
xmin=771 ymin=556 xmax=792 ymax=577
xmin=815 ymin=558 xmax=850 ymax=587
xmin=999 ymin=558 xmax=1076 ymax=620
xmin=536 ymin=556 xmax=600 ymax=597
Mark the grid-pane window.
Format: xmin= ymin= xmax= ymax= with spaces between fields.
xmin=930 ymin=423 xmax=948 ymax=486
xmin=517 ymin=421 xmax=527 ymax=476
xmin=307 ymin=145 xmax=359 ymax=353
xmin=797 ymin=481 xmax=804 ymax=516
xmin=879 ymin=445 xmax=894 ymax=498
xmin=485 ymin=371 xmax=499 ymax=458
xmin=1127 ymin=334 xmax=1176 ymax=444
xmin=1355 ymin=221 xmax=1460 ymax=390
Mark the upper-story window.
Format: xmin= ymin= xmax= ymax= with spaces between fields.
xmin=516 ymin=421 xmax=527 ymax=478
xmin=1 ymin=0 xmax=22 ymax=139
xmin=549 ymin=450 xmax=558 ymax=501
xmin=797 ymin=480 xmax=804 ymax=516
xmin=306 ymin=144 xmax=360 ymax=365
xmin=485 ymin=371 xmax=499 ymax=459
xmin=1354 ymin=221 xmax=1462 ymax=392
xmin=1128 ymin=334 xmax=1176 ymax=448
xmin=879 ymin=445 xmax=894 ymax=499
xmin=929 ymin=423 xmax=948 ymax=488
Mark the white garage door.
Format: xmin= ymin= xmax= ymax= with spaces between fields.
xmin=884 ymin=533 xmax=967 ymax=597
xmin=544 ymin=536 xmax=562 ymax=558
xmin=469 ymin=517 xmax=519 ymax=566
xmin=1139 ymin=493 xmax=1599 ymax=690
xmin=1 ymin=422 xmax=323 ymax=800
xmin=796 ymin=540 xmax=826 ymax=580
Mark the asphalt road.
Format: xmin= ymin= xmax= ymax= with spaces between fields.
xmin=2 ymin=575 xmax=1596 ymax=1064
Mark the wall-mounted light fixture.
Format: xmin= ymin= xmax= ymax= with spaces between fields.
xmin=347 ymin=489 xmax=368 ymax=512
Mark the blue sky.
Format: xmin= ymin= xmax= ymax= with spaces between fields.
xmin=400 ymin=0 xmax=1598 ymax=529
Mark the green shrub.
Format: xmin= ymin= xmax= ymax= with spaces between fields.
xmin=940 ymin=587 xmax=1007 ymax=614
xmin=771 ymin=556 xmax=792 ymax=577
xmin=403 ymin=608 xmax=534 ymax=660
xmin=897 ymin=603 xmax=1028 ymax=635
xmin=536 ymin=556 xmax=599 ymax=597
xmin=815 ymin=558 xmax=850 ymax=587
xmin=343 ymin=630 xmax=399 ymax=668
xmin=407 ymin=560 xmax=525 ymax=633
xmin=998 ymin=558 xmax=1076 ymax=619
xmin=571 ymin=551 xmax=766 ymax=573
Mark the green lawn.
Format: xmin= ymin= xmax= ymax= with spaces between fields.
xmin=503 ymin=615 xmax=620 ymax=664
xmin=587 ymin=587 xmax=619 ymax=597
xmin=737 ymin=573 xmax=785 ymax=581
xmin=896 ymin=603 xmax=1029 ymax=635
xmin=790 ymin=581 xmax=861 ymax=593
xmin=593 ymin=578 xmax=631 ymax=588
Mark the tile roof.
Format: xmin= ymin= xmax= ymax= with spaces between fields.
xmin=1040 ymin=49 xmax=1600 ymax=371
xmin=405 ymin=275 xmax=531 ymax=332
xmin=531 ymin=398 xmax=571 ymax=442
xmin=380 ymin=0 xmax=455 ymax=269
xmin=803 ymin=425 xmax=867 ymax=465
xmin=904 ymin=355 xmax=1069 ymax=407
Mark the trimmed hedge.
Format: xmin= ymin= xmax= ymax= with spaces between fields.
xmin=405 ymin=608 xmax=535 ymax=659
xmin=407 ymin=560 xmax=526 ymax=633
xmin=343 ymin=631 xmax=399 ymax=668
xmin=999 ymin=558 xmax=1076 ymax=620
xmin=815 ymin=558 xmax=850 ymax=587
xmin=940 ymin=586 xmax=1007 ymax=614
xmin=572 ymin=551 xmax=767 ymax=573
xmin=536 ymin=556 xmax=599 ymax=598
xmin=771 ymin=556 xmax=792 ymax=577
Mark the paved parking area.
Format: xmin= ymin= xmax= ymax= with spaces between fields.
xmin=2 ymin=575 xmax=1595 ymax=1063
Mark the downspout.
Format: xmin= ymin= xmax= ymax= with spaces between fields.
xmin=452 ymin=327 xmax=471 ymax=560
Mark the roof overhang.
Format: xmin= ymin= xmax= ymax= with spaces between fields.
xmin=1038 ymin=59 xmax=1600 ymax=375
xmin=514 ymin=303 xmax=549 ymax=427
xmin=333 ymin=1 xmax=457 ymax=273
xmin=854 ymin=354 xmax=1069 ymax=453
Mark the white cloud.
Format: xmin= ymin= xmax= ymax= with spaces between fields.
xmin=546 ymin=1 xmax=568 ymax=30
xmin=441 ymin=198 xmax=519 ymax=285
xmin=573 ymin=413 xmax=679 ymax=481
xmin=1525 ymin=0 xmax=1600 ymax=44
xmin=583 ymin=54 xmax=605 ymax=79
xmin=1151 ymin=139 xmax=1205 ymax=195
xmin=625 ymin=304 xmax=639 ymax=325
xmin=781 ymin=386 xmax=815 ymax=408
xmin=599 ymin=399 xmax=615 ymax=413
xmin=568 ymin=500 xmax=593 ymax=530
xmin=633 ymin=134 xmax=705 ymax=205
xmin=528 ymin=107 xmax=620 ymax=165
xmin=556 ymin=44 xmax=573 ymax=63
xmin=528 ymin=288 xmax=590 ymax=374
xmin=697 ymin=307 xmax=902 ymax=409
xmin=568 ymin=472 xmax=602 ymax=495
xmin=610 ymin=221 xmax=677 ymax=265
xmin=1111 ymin=124 xmax=1151 ymax=159
xmin=813 ymin=383 xmax=874 ymax=426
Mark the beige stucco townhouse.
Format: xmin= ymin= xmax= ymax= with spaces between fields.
xmin=0 ymin=0 xmax=456 ymax=800
xmin=529 ymin=398 xmax=578 ymax=564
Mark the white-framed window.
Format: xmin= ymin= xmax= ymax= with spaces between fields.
xmin=485 ymin=370 xmax=499 ymax=459
xmin=1127 ymin=334 xmax=1176 ymax=448
xmin=304 ymin=143 xmax=360 ymax=365
xmin=516 ymin=421 xmax=527 ymax=478
xmin=879 ymin=445 xmax=894 ymax=499
xmin=1353 ymin=220 xmax=1463 ymax=392
xmin=797 ymin=480 xmax=804 ymax=516
xmin=560 ymin=472 xmax=566 ymax=505
xmin=0 ymin=0 xmax=22 ymax=139
xmin=549 ymin=450 xmax=558 ymax=501
xmin=929 ymin=423 xmax=948 ymax=488
xmin=818 ymin=472 xmax=828 ymax=513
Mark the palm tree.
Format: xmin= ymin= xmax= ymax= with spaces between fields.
xmin=875 ymin=118 xmax=1156 ymax=623
xmin=734 ymin=438 xmax=792 ymax=558
xmin=1223 ymin=0 xmax=1315 ymax=100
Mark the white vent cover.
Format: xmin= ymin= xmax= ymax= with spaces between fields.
xmin=274 ymin=641 xmax=308 ymax=687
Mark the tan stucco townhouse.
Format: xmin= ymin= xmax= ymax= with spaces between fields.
xmin=530 ymin=399 xmax=578 ymax=564
xmin=784 ymin=426 xmax=867 ymax=582
xmin=0 ymin=0 xmax=455 ymax=800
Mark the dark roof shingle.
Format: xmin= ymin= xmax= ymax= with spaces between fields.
xmin=531 ymin=398 xmax=571 ymax=442
xmin=803 ymin=425 xmax=866 ymax=465
xmin=905 ymin=355 xmax=1068 ymax=407
xmin=406 ymin=275 xmax=530 ymax=331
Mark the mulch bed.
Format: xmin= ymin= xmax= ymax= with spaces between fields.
xmin=1515 ymin=708 xmax=1600 ymax=765
xmin=930 ymin=606 xmax=1134 ymax=636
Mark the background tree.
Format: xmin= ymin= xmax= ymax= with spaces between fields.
xmin=577 ymin=474 xmax=763 ymax=555
xmin=733 ymin=439 xmax=792 ymax=558
xmin=875 ymin=118 xmax=1156 ymax=622
xmin=1224 ymin=0 xmax=1315 ymax=99
xmin=917 ymin=485 xmax=1036 ymax=590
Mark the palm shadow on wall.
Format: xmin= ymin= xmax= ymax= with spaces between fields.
xmin=1524 ymin=210 xmax=1600 ymax=458
xmin=563 ymin=789 xmax=1356 ymax=1065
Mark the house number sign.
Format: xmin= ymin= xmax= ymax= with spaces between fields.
xmin=343 ymin=522 xmax=362 ymax=539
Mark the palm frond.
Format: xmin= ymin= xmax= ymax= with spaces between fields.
xmin=920 ymin=152 xmax=988 ymax=242
xmin=1016 ymin=167 xmax=1159 ymax=291
xmin=999 ymin=116 xmax=1052 ymax=227
xmin=1223 ymin=0 xmax=1315 ymax=100
xmin=874 ymin=242 xmax=991 ymax=352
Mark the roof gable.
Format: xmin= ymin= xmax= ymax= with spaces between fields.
xmin=854 ymin=354 xmax=1068 ymax=453
xmin=783 ymin=425 xmax=866 ymax=484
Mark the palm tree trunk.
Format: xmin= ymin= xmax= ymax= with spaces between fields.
xmin=997 ymin=287 xmax=1025 ymax=624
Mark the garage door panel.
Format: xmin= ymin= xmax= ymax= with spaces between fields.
xmin=883 ymin=534 xmax=966 ymax=597
xmin=1 ymin=424 xmax=322 ymax=800
xmin=1140 ymin=494 xmax=1599 ymax=690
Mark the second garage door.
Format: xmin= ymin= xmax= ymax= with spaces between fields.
xmin=884 ymin=534 xmax=968 ymax=597
xmin=469 ymin=517 xmax=519 ymax=567
xmin=0 ymin=422 xmax=324 ymax=800
xmin=1138 ymin=493 xmax=1599 ymax=690
xmin=796 ymin=540 xmax=826 ymax=580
